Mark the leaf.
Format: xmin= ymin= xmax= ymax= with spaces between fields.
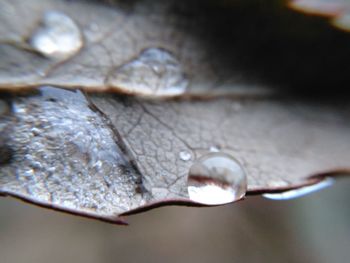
xmin=2 ymin=0 xmax=350 ymax=96
xmin=1 ymin=0 xmax=350 ymax=223
xmin=1 ymin=86 xmax=349 ymax=222
xmin=0 ymin=88 xmax=142 ymax=223
xmin=0 ymin=0 xmax=267 ymax=97
xmin=289 ymin=0 xmax=350 ymax=31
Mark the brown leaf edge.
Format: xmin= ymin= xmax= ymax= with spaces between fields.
xmin=288 ymin=0 xmax=350 ymax=32
xmin=1 ymin=169 xmax=349 ymax=225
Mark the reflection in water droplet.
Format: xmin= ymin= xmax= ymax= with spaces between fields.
xmin=179 ymin=150 xmax=192 ymax=161
xmin=108 ymin=48 xmax=188 ymax=97
xmin=187 ymin=152 xmax=247 ymax=205
xmin=30 ymin=11 xmax=83 ymax=59
xmin=262 ymin=178 xmax=334 ymax=200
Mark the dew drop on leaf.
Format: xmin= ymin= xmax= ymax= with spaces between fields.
xmin=262 ymin=178 xmax=334 ymax=200
xmin=107 ymin=48 xmax=189 ymax=97
xmin=209 ymin=145 xmax=220 ymax=152
xmin=29 ymin=11 xmax=83 ymax=59
xmin=187 ymin=152 xmax=247 ymax=205
xmin=179 ymin=150 xmax=192 ymax=161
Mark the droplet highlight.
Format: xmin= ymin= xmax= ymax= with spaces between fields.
xmin=262 ymin=178 xmax=334 ymax=200
xmin=187 ymin=152 xmax=247 ymax=205
xmin=30 ymin=11 xmax=83 ymax=59
xmin=209 ymin=145 xmax=220 ymax=152
xmin=179 ymin=150 xmax=192 ymax=161
xmin=107 ymin=48 xmax=188 ymax=97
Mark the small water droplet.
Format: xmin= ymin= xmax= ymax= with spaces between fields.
xmin=23 ymin=168 xmax=34 ymax=177
xmin=30 ymin=11 xmax=83 ymax=59
xmin=30 ymin=127 xmax=41 ymax=136
xmin=179 ymin=150 xmax=192 ymax=161
xmin=108 ymin=48 xmax=188 ymax=97
xmin=187 ymin=152 xmax=247 ymax=205
xmin=262 ymin=178 xmax=334 ymax=200
xmin=209 ymin=145 xmax=220 ymax=152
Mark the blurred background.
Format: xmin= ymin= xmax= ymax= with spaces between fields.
xmin=0 ymin=179 xmax=349 ymax=263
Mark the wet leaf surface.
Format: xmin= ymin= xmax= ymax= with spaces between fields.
xmin=0 ymin=0 xmax=269 ymax=97
xmin=1 ymin=87 xmax=350 ymax=221
xmin=2 ymin=0 xmax=350 ymax=96
xmin=0 ymin=88 xmax=145 ymax=223
xmin=1 ymin=0 xmax=350 ymax=222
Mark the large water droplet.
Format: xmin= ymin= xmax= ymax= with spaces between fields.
xmin=262 ymin=178 xmax=334 ymax=200
xmin=187 ymin=152 xmax=247 ymax=205
xmin=107 ymin=48 xmax=188 ymax=97
xmin=30 ymin=11 xmax=83 ymax=59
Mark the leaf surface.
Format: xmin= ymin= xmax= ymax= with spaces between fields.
xmin=0 ymin=0 xmax=350 ymax=222
xmin=0 ymin=0 xmax=271 ymax=98
xmin=2 ymin=0 xmax=350 ymax=96
xmin=1 ymin=87 xmax=349 ymax=221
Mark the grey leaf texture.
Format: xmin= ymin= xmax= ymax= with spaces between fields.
xmin=0 ymin=0 xmax=270 ymax=97
xmin=1 ymin=87 xmax=349 ymax=222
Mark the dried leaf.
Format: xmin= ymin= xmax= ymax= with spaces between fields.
xmin=2 ymin=0 xmax=350 ymax=97
xmin=0 ymin=0 xmax=269 ymax=98
xmin=1 ymin=87 xmax=349 ymax=222
xmin=1 ymin=0 xmax=350 ymax=223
